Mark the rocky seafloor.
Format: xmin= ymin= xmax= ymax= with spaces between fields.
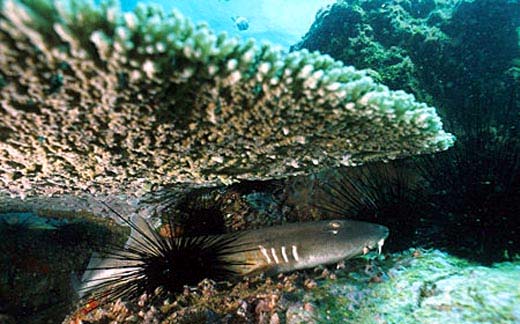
xmin=66 ymin=249 xmax=520 ymax=323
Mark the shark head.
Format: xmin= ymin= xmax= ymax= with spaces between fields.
xmin=287 ymin=219 xmax=389 ymax=270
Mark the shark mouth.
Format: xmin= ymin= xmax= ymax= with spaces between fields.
xmin=362 ymin=238 xmax=386 ymax=255
xmin=377 ymin=238 xmax=385 ymax=255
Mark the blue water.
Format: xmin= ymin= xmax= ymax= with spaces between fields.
xmin=118 ymin=0 xmax=335 ymax=47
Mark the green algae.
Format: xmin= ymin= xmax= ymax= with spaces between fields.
xmin=295 ymin=0 xmax=520 ymax=112
xmin=312 ymin=249 xmax=520 ymax=323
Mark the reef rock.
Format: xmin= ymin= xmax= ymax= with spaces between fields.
xmin=293 ymin=0 xmax=520 ymax=109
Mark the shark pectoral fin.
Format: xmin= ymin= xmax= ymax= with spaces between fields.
xmin=262 ymin=265 xmax=282 ymax=277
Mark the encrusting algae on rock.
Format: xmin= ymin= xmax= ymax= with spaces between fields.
xmin=0 ymin=0 xmax=454 ymax=201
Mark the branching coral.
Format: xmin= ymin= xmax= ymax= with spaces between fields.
xmin=0 ymin=0 xmax=453 ymax=200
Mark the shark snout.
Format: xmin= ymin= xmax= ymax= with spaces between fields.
xmin=362 ymin=224 xmax=389 ymax=255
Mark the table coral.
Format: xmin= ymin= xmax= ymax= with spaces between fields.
xmin=0 ymin=0 xmax=453 ymax=200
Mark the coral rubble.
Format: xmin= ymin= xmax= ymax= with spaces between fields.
xmin=0 ymin=0 xmax=453 ymax=200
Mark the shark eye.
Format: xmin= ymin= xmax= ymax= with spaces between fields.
xmin=329 ymin=221 xmax=341 ymax=228
xmin=328 ymin=221 xmax=341 ymax=229
xmin=326 ymin=221 xmax=341 ymax=235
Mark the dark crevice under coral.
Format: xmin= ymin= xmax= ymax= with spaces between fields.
xmin=416 ymin=86 xmax=520 ymax=264
xmin=314 ymin=160 xmax=428 ymax=252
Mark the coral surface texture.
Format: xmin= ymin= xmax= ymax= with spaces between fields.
xmin=0 ymin=0 xmax=453 ymax=199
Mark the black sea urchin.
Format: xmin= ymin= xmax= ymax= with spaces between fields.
xmin=315 ymin=161 xmax=429 ymax=251
xmin=80 ymin=205 xmax=249 ymax=303
xmin=416 ymin=86 xmax=520 ymax=263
